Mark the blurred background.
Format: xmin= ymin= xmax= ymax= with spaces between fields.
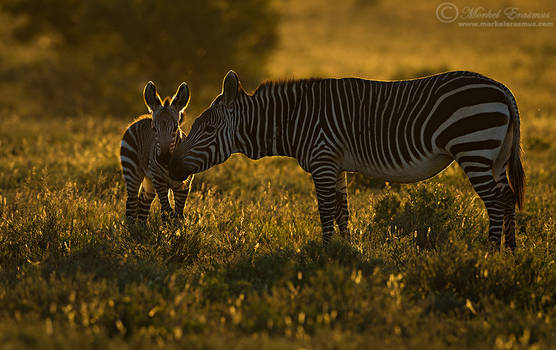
xmin=0 ymin=0 xmax=278 ymax=118
xmin=0 ymin=0 xmax=554 ymax=121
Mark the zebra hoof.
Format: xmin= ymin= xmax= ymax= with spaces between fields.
xmin=488 ymin=240 xmax=502 ymax=252
xmin=504 ymin=242 xmax=516 ymax=252
xmin=126 ymin=216 xmax=146 ymax=226
xmin=171 ymin=212 xmax=184 ymax=220
xmin=339 ymin=230 xmax=351 ymax=242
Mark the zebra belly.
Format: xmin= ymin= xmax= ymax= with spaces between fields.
xmin=341 ymin=153 xmax=454 ymax=183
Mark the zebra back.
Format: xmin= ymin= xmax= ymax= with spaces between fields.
xmin=120 ymin=116 xmax=155 ymax=178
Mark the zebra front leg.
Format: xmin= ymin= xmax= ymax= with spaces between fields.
xmin=123 ymin=173 xmax=143 ymax=222
xmin=312 ymin=166 xmax=339 ymax=246
xmin=153 ymin=180 xmax=173 ymax=222
xmin=137 ymin=178 xmax=156 ymax=221
xmin=172 ymin=175 xmax=193 ymax=219
xmin=335 ymin=171 xmax=350 ymax=240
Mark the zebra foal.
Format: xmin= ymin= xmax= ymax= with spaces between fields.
xmin=169 ymin=70 xmax=525 ymax=250
xmin=120 ymin=82 xmax=194 ymax=222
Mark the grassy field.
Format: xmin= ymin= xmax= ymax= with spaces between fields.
xmin=1 ymin=0 xmax=556 ymax=348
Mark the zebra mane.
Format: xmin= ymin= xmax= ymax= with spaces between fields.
xmin=252 ymin=78 xmax=326 ymax=95
xmin=162 ymin=96 xmax=172 ymax=107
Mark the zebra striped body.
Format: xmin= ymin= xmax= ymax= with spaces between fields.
xmin=120 ymin=82 xmax=193 ymax=222
xmin=169 ymin=71 xmax=524 ymax=250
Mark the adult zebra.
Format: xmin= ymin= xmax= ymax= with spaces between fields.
xmin=120 ymin=82 xmax=194 ymax=222
xmin=169 ymin=70 xmax=525 ymax=250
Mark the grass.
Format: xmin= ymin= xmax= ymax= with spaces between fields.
xmin=1 ymin=0 xmax=556 ymax=348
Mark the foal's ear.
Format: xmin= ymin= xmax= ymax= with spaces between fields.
xmin=143 ymin=81 xmax=162 ymax=113
xmin=171 ymin=82 xmax=190 ymax=112
xmin=222 ymin=70 xmax=240 ymax=107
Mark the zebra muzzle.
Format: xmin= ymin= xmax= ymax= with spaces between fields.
xmin=168 ymin=156 xmax=194 ymax=181
xmin=158 ymin=150 xmax=171 ymax=164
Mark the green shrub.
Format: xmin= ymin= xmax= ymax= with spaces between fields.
xmin=372 ymin=183 xmax=479 ymax=249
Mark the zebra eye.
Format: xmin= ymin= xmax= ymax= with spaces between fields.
xmin=205 ymin=125 xmax=216 ymax=133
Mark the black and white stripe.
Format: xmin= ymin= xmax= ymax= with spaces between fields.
xmin=169 ymin=70 xmax=525 ymax=250
xmin=120 ymin=82 xmax=194 ymax=222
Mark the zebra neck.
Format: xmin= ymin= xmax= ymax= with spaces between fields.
xmin=235 ymin=88 xmax=295 ymax=160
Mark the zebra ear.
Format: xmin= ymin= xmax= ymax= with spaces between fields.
xmin=222 ymin=70 xmax=240 ymax=107
xmin=171 ymin=82 xmax=190 ymax=113
xmin=143 ymin=81 xmax=162 ymax=113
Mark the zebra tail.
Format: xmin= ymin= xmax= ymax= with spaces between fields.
xmin=506 ymin=94 xmax=525 ymax=210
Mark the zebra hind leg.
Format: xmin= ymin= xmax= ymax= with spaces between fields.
xmin=335 ymin=172 xmax=350 ymax=240
xmin=477 ymin=182 xmax=505 ymax=250
xmin=495 ymin=171 xmax=517 ymax=250
xmin=503 ymin=187 xmax=517 ymax=250
xmin=458 ymin=160 xmax=505 ymax=250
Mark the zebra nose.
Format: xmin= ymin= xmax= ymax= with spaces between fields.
xmin=158 ymin=151 xmax=171 ymax=164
